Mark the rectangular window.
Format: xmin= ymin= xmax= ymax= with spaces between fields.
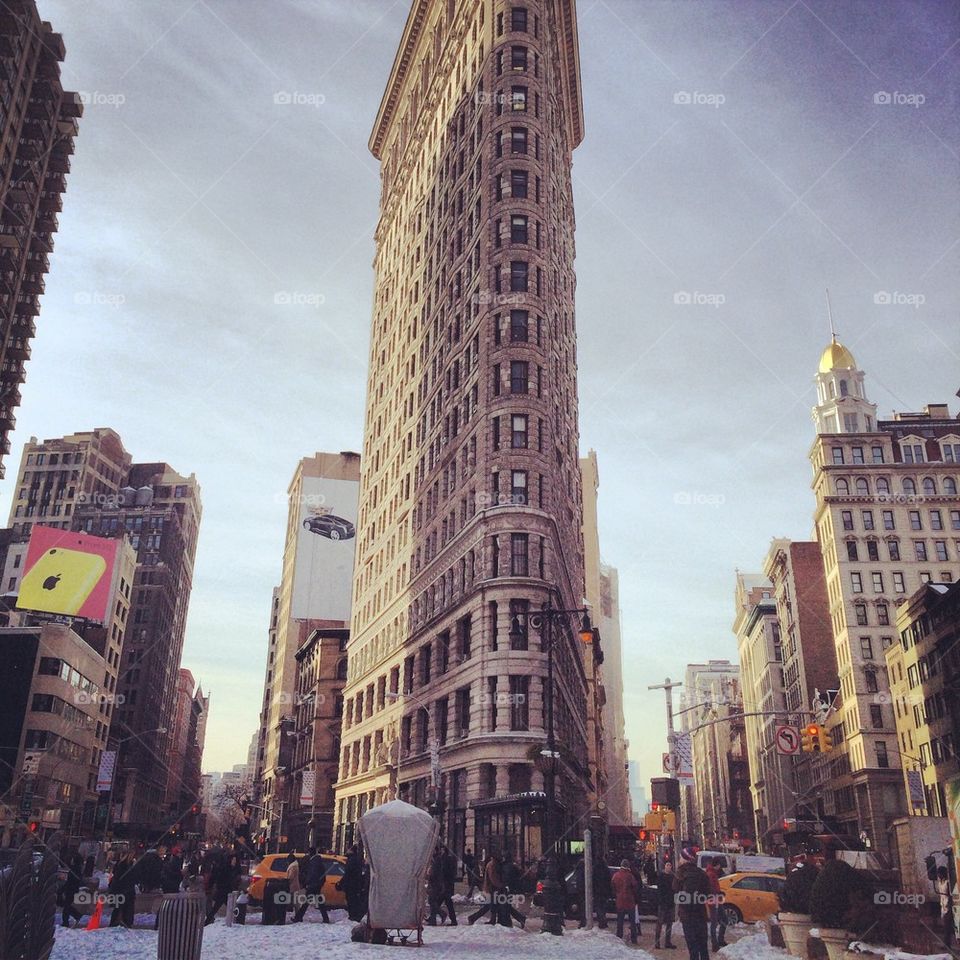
xmin=893 ymin=572 xmax=906 ymax=593
xmin=867 ymin=541 xmax=879 ymax=561
xmin=935 ymin=540 xmax=948 ymax=561
xmin=511 ymin=6 xmax=528 ymax=31
xmin=509 ymin=675 xmax=529 ymax=730
xmin=511 ymin=46 xmax=527 ymax=70
xmin=510 ymin=360 xmax=529 ymax=394
xmin=510 ymin=309 xmax=529 ymax=341
xmin=510 ymin=215 xmax=528 ymax=243
xmin=909 ymin=511 xmax=922 ymax=530
xmin=511 ymin=86 xmax=527 ymax=111
xmin=852 ymin=446 xmax=864 ymax=464
xmin=877 ymin=604 xmax=889 ymax=626
xmin=931 ymin=511 xmax=944 ymax=531
xmin=510 ymin=532 xmax=529 ymax=576
xmin=914 ymin=541 xmax=928 ymax=561
xmin=871 ymin=446 xmax=884 ymax=463
xmin=903 ymin=443 xmax=924 ymax=463
xmin=855 ymin=604 xmax=868 ymax=626
xmin=511 ymin=127 xmax=527 ymax=153
xmin=509 ymin=261 xmax=528 ymax=292
xmin=846 ymin=541 xmax=858 ymax=561
xmin=832 ymin=448 xmax=845 ymax=465
xmin=851 ymin=572 xmax=863 ymax=593
xmin=841 ymin=510 xmax=854 ymax=531
xmin=511 ymin=414 xmax=528 ymax=448
xmin=870 ymin=705 xmax=883 ymax=729
xmin=952 ymin=511 xmax=960 ymax=530
xmin=860 ymin=636 xmax=874 ymax=659
xmin=493 ymin=363 xmax=501 ymax=396
xmin=872 ymin=572 xmax=884 ymax=592
xmin=492 ymin=416 xmax=501 ymax=451
xmin=888 ymin=541 xmax=900 ymax=561
xmin=456 ymin=687 xmax=470 ymax=734
xmin=876 ymin=741 xmax=889 ymax=768
xmin=510 ymin=470 xmax=527 ymax=503
xmin=862 ymin=510 xmax=874 ymax=531
xmin=882 ymin=510 xmax=895 ymax=530
xmin=510 ymin=170 xmax=528 ymax=198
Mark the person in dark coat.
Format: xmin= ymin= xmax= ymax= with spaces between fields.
xmin=499 ymin=851 xmax=527 ymax=927
xmin=295 ymin=848 xmax=332 ymax=923
xmin=611 ymin=859 xmax=639 ymax=944
xmin=337 ymin=845 xmax=366 ymax=922
xmin=82 ymin=855 xmax=95 ymax=879
xmin=427 ymin=845 xmax=459 ymax=925
xmin=591 ymin=856 xmax=611 ymax=929
xmin=674 ymin=860 xmax=711 ymax=960
xmin=108 ymin=852 xmax=137 ymax=928
xmin=462 ymin=849 xmax=476 ymax=890
xmin=655 ymin=860 xmax=677 ymax=949
xmin=136 ymin=848 xmax=163 ymax=892
xmin=204 ymin=848 xmax=240 ymax=925
xmin=160 ymin=851 xmax=184 ymax=894
xmin=60 ymin=853 xmax=85 ymax=928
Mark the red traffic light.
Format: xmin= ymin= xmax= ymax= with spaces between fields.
xmin=28 ymin=821 xmax=39 ymax=833
xmin=805 ymin=723 xmax=819 ymax=736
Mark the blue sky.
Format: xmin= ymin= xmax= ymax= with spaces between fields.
xmin=7 ymin=1 xmax=958 ymax=805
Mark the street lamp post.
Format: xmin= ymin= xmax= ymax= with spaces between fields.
xmin=509 ymin=601 xmax=593 ymax=937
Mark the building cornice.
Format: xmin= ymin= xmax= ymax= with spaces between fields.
xmin=369 ymin=0 xmax=584 ymax=159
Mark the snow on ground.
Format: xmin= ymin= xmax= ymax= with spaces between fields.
xmin=52 ymin=913 xmax=657 ymax=960
xmin=718 ymin=930 xmax=797 ymax=960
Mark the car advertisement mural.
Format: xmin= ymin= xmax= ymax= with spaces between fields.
xmin=16 ymin=525 xmax=121 ymax=622
xmin=290 ymin=475 xmax=360 ymax=621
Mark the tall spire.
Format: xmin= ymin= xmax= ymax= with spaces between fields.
xmin=825 ymin=288 xmax=836 ymax=341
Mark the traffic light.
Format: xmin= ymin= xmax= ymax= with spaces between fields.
xmin=638 ymin=829 xmax=648 ymax=841
xmin=28 ymin=821 xmax=39 ymax=833
xmin=801 ymin=723 xmax=821 ymax=752
xmin=818 ymin=726 xmax=834 ymax=752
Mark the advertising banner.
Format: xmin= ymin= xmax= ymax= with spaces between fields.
xmin=17 ymin=526 xmax=120 ymax=622
xmin=300 ymin=769 xmax=316 ymax=806
xmin=97 ymin=750 xmax=117 ymax=792
xmin=674 ymin=732 xmax=694 ymax=784
xmin=290 ymin=476 xmax=360 ymax=620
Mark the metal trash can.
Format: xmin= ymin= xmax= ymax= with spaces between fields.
xmin=157 ymin=892 xmax=204 ymax=960
xmin=234 ymin=892 xmax=248 ymax=925
xmin=262 ymin=878 xmax=289 ymax=926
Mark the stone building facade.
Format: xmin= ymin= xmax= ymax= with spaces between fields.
xmin=333 ymin=0 xmax=590 ymax=864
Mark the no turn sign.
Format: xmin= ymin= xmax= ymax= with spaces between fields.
xmin=775 ymin=725 xmax=800 ymax=755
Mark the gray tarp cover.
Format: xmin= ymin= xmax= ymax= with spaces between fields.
xmin=357 ymin=799 xmax=439 ymax=929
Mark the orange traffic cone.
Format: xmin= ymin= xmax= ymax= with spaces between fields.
xmin=86 ymin=898 xmax=104 ymax=931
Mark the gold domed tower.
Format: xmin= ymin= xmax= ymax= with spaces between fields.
xmin=812 ymin=334 xmax=877 ymax=435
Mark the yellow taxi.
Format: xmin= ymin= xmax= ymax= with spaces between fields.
xmin=247 ymin=852 xmax=347 ymax=909
xmin=718 ymin=871 xmax=785 ymax=924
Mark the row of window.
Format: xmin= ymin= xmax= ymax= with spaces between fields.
xmin=846 ymin=538 xmax=958 ymax=563
xmin=840 ymin=507 xmax=960 ymax=532
xmin=849 ymin=569 xmax=956 ymax=594
xmin=834 ymin=476 xmax=959 ymax=496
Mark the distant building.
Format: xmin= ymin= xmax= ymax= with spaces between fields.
xmin=886 ymin=581 xmax=960 ymax=816
xmin=733 ymin=572 xmax=793 ymax=852
xmin=254 ymin=452 xmax=359 ymax=850
xmin=0 ymin=2 xmax=82 ymax=478
xmin=6 ymin=429 xmax=202 ymax=838
xmin=808 ymin=338 xmax=960 ymax=853
xmin=165 ymin=668 xmax=207 ymax=832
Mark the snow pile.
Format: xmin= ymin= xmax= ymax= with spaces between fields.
xmin=53 ymin=913 xmax=657 ymax=960
xmin=848 ymin=946 xmax=950 ymax=960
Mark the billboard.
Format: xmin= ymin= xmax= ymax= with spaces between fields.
xmin=16 ymin=526 xmax=120 ymax=622
xmin=290 ymin=476 xmax=360 ymax=621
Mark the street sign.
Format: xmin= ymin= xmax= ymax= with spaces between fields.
xmin=662 ymin=752 xmax=676 ymax=773
xmin=775 ymin=725 xmax=800 ymax=755
xmin=21 ymin=752 xmax=43 ymax=776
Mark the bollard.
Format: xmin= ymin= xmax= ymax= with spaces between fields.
xmin=157 ymin=892 xmax=204 ymax=960
xmin=225 ymin=892 xmax=236 ymax=926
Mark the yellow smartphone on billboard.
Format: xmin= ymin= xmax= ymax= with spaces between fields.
xmin=17 ymin=547 xmax=107 ymax=616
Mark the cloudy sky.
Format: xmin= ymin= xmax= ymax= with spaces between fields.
xmin=7 ymin=0 xmax=958 ymax=802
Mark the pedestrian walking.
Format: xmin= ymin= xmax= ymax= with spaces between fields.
xmin=467 ymin=851 xmax=504 ymax=925
xmin=462 ymin=848 xmax=478 ymax=897
xmin=337 ymin=845 xmax=366 ymax=922
xmin=675 ymin=860 xmax=711 ymax=960
xmin=655 ymin=861 xmax=677 ymax=949
xmin=295 ymin=848 xmax=332 ymax=923
xmin=500 ymin=851 xmax=527 ymax=927
xmin=705 ymin=857 xmax=727 ymax=951
xmin=161 ymin=850 xmax=184 ymax=894
xmin=611 ymin=859 xmax=639 ymax=944
xmin=60 ymin=853 xmax=85 ymax=928
xmin=286 ymin=852 xmax=303 ymax=922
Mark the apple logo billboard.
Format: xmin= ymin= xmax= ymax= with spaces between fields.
xmin=290 ymin=476 xmax=360 ymax=621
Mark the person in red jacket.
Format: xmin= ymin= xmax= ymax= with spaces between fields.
xmin=610 ymin=859 xmax=639 ymax=944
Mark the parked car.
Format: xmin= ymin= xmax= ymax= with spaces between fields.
xmin=247 ymin=853 xmax=347 ymax=908
xmin=302 ymin=514 xmax=355 ymax=540
xmin=718 ymin=871 xmax=785 ymax=924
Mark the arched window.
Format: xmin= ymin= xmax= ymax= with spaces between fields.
xmin=903 ymin=478 xmax=916 ymax=495
xmin=923 ymin=477 xmax=937 ymax=496
xmin=855 ymin=478 xmax=869 ymax=495
xmin=945 ymin=477 xmax=958 ymax=495
xmin=839 ymin=380 xmax=849 ymax=397
xmin=836 ymin=478 xmax=850 ymax=495
xmin=876 ymin=477 xmax=890 ymax=494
